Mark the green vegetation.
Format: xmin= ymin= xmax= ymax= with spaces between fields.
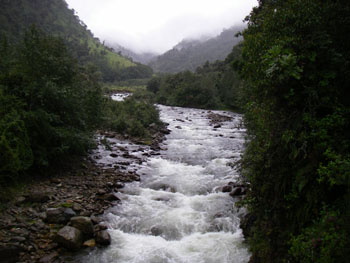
xmin=146 ymin=44 xmax=243 ymax=110
xmin=238 ymin=0 xmax=350 ymax=262
xmin=149 ymin=26 xmax=243 ymax=73
xmin=0 ymin=0 xmax=153 ymax=82
xmin=0 ymin=27 xmax=102 ymax=186
xmin=102 ymin=90 xmax=161 ymax=140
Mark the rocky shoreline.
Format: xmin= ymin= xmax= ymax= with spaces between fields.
xmin=0 ymin=124 xmax=170 ymax=263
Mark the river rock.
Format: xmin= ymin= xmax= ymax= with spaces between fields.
xmin=55 ymin=226 xmax=83 ymax=250
xmin=72 ymin=203 xmax=83 ymax=212
xmin=229 ymin=187 xmax=243 ymax=197
xmin=222 ymin=185 xmax=233 ymax=193
xmin=115 ymin=182 xmax=125 ymax=189
xmin=97 ymin=193 xmax=120 ymax=202
xmin=45 ymin=207 xmax=75 ymax=224
xmin=70 ymin=216 xmax=94 ymax=237
xmin=150 ymin=226 xmax=162 ymax=236
xmin=95 ymin=230 xmax=111 ymax=246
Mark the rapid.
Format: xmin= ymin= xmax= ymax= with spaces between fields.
xmin=77 ymin=104 xmax=250 ymax=263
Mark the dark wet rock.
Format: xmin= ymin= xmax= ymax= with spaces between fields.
xmin=110 ymin=153 xmax=118 ymax=158
xmin=90 ymin=215 xmax=103 ymax=225
xmin=25 ymin=192 xmax=50 ymax=203
xmin=64 ymin=208 xmax=76 ymax=218
xmin=222 ymin=185 xmax=233 ymax=193
xmin=45 ymin=207 xmax=73 ymax=224
xmin=154 ymin=197 xmax=171 ymax=202
xmin=150 ymin=183 xmax=176 ymax=193
xmin=175 ymin=126 xmax=182 ymax=129
xmin=70 ymin=216 xmax=94 ymax=238
xmin=95 ymin=230 xmax=111 ymax=246
xmin=55 ymin=226 xmax=83 ymax=250
xmin=97 ymin=193 xmax=120 ymax=202
xmin=0 ymin=245 xmax=22 ymax=263
xmin=96 ymin=189 xmax=107 ymax=195
xmin=150 ymin=226 xmax=162 ymax=236
xmin=115 ymin=182 xmax=125 ymax=189
xmin=176 ymin=119 xmax=185 ymax=122
xmin=208 ymin=112 xmax=233 ymax=126
xmin=214 ymin=124 xmax=221 ymax=129
xmin=39 ymin=252 xmax=59 ymax=263
xmin=229 ymin=187 xmax=244 ymax=197
xmin=72 ymin=203 xmax=83 ymax=212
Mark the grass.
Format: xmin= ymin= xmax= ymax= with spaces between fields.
xmin=87 ymin=38 xmax=135 ymax=68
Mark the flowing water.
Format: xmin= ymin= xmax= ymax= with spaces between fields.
xmin=78 ymin=104 xmax=250 ymax=263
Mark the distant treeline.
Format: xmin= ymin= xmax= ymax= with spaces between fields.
xmin=146 ymin=44 xmax=243 ymax=110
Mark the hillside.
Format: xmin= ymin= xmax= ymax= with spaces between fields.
xmin=108 ymin=43 xmax=158 ymax=64
xmin=148 ymin=26 xmax=244 ymax=73
xmin=0 ymin=0 xmax=152 ymax=81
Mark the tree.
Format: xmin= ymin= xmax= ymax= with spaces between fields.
xmin=239 ymin=0 xmax=350 ymax=262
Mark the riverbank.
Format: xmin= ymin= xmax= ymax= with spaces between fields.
xmin=0 ymin=123 xmax=170 ymax=263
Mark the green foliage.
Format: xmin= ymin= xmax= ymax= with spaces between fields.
xmin=289 ymin=209 xmax=349 ymax=263
xmin=239 ymin=0 xmax=350 ymax=262
xmin=0 ymin=27 xmax=102 ymax=182
xmin=102 ymin=94 xmax=161 ymax=139
xmin=147 ymin=44 xmax=244 ymax=110
xmin=0 ymin=0 xmax=152 ymax=82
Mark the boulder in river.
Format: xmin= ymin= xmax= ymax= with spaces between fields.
xmin=229 ymin=187 xmax=245 ymax=197
xmin=55 ymin=226 xmax=83 ymax=250
xmin=95 ymin=230 xmax=111 ymax=246
xmin=70 ymin=216 xmax=94 ymax=238
xmin=222 ymin=185 xmax=233 ymax=193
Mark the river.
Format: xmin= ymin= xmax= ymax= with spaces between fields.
xmin=77 ymin=104 xmax=250 ymax=263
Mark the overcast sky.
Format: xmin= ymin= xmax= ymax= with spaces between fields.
xmin=65 ymin=0 xmax=257 ymax=54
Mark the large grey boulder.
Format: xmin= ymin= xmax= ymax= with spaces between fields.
xmin=70 ymin=216 xmax=94 ymax=238
xmin=55 ymin=226 xmax=83 ymax=250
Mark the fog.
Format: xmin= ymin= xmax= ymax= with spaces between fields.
xmin=65 ymin=0 xmax=257 ymax=54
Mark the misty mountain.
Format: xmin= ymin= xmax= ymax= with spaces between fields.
xmin=107 ymin=43 xmax=158 ymax=65
xmin=148 ymin=25 xmax=244 ymax=73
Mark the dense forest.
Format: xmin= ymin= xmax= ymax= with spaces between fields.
xmin=146 ymin=44 xmax=243 ymax=110
xmin=0 ymin=0 xmax=159 ymax=196
xmin=238 ymin=0 xmax=350 ymax=262
xmin=148 ymin=26 xmax=243 ymax=73
xmin=0 ymin=0 xmax=153 ymax=82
